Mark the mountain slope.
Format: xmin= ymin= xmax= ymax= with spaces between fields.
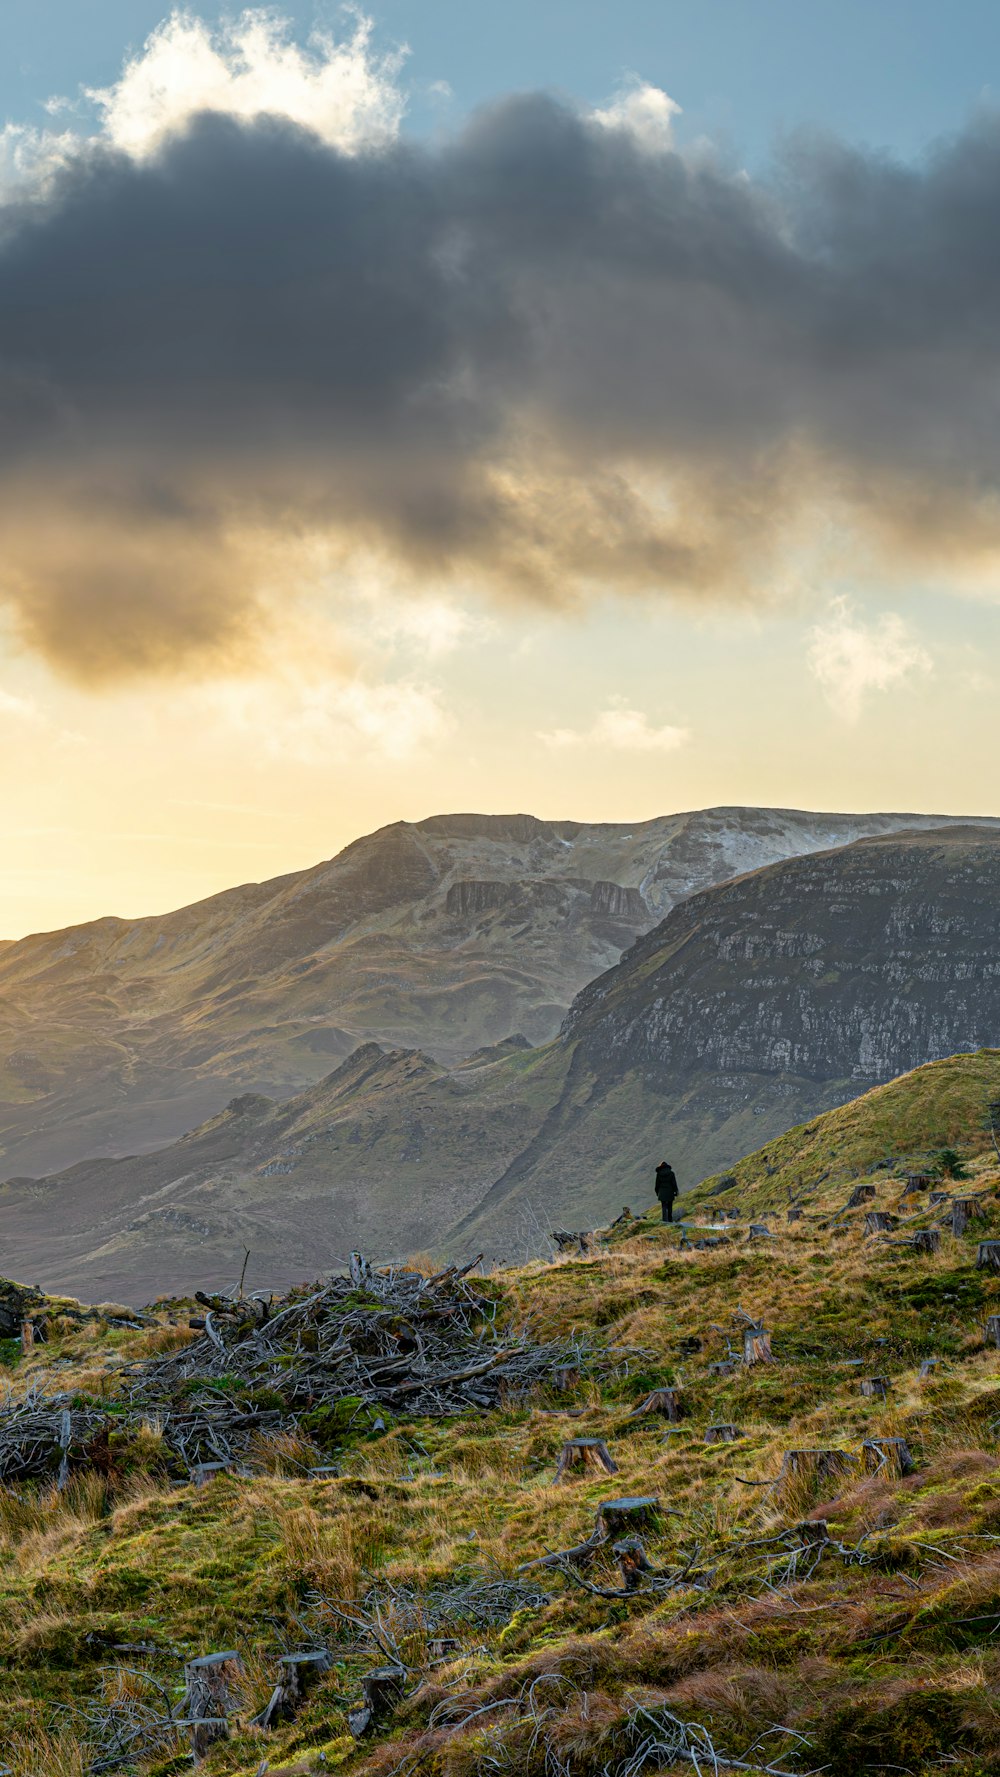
xmin=0 ymin=805 xmax=973 ymax=1180
xmin=682 ymin=1047 xmax=1000 ymax=1219
xmin=454 ymin=824 xmax=1000 ymax=1247
xmin=9 ymin=824 xmax=1000 ymax=1299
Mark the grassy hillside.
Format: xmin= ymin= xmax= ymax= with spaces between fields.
xmin=5 ymin=1055 xmax=1000 ymax=1773
xmin=686 ymin=1047 xmax=1000 ymax=1218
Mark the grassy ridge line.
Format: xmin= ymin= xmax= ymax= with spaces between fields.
xmin=683 ymin=1047 xmax=1000 ymax=1218
xmin=4 ymin=1058 xmax=1000 ymax=1772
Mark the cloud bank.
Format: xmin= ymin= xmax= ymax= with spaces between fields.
xmin=3 ymin=10 xmax=1000 ymax=680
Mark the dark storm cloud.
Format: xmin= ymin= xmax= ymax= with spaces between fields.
xmin=2 ymin=94 xmax=1000 ymax=677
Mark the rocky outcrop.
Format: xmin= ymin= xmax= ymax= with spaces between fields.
xmin=446 ymin=880 xmax=514 ymax=916
xmin=590 ymin=881 xmax=647 ymax=921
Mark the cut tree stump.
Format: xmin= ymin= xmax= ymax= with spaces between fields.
xmin=860 ymin=1376 xmax=890 ymax=1399
xmin=863 ymin=1437 xmax=915 ymax=1476
xmin=552 ymin=1438 xmax=618 ymax=1483
xmin=742 ymin=1322 xmax=773 ymax=1365
xmin=977 ymin=1242 xmax=1000 ymax=1273
xmin=912 ymin=1230 xmax=941 ymax=1256
xmin=596 ymin=1496 xmax=661 ymax=1537
xmin=952 ymin=1199 xmax=986 ymax=1237
xmin=705 ymin=1423 xmax=744 ymax=1444
xmin=906 ymin=1173 xmax=935 ymax=1192
xmin=612 ymin=1537 xmax=657 ymax=1591
xmin=919 ymin=1358 xmax=941 ymax=1378
xmin=793 ymin=1518 xmax=830 ymax=1545
xmin=629 ymin=1388 xmax=684 ymax=1422
xmin=846 ymin=1185 xmax=877 ymax=1209
xmin=929 ymin=1191 xmax=948 ymax=1206
xmin=709 ymin=1360 xmax=736 ymax=1377
xmin=985 ymin=1316 xmax=1000 ymax=1349
xmin=865 ymin=1211 xmax=896 ymax=1235
xmin=253 ymin=1650 xmax=333 ymax=1730
xmin=190 ymin=1462 xmax=230 ymax=1488
xmin=183 ymin=1651 xmax=244 ymax=1758
xmin=779 ymin=1449 xmax=857 ymax=1487
xmin=348 ymin=1665 xmax=406 ymax=1739
xmin=747 ymin=1224 xmax=772 ymax=1240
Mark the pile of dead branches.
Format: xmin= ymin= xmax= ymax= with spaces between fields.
xmin=0 ymin=1255 xmax=583 ymax=1486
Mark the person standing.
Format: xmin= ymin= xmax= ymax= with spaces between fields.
xmin=654 ymin=1160 xmax=679 ymax=1222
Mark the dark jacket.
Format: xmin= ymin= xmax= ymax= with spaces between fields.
xmin=655 ymin=1162 xmax=678 ymax=1201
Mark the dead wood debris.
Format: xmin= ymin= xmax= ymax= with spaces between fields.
xmin=0 ymin=1256 xmax=581 ymax=1486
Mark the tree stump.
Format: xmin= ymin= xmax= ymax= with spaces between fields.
xmin=919 ymin=1357 xmax=941 ymax=1378
xmin=554 ymin=1366 xmax=580 ymax=1392
xmin=906 ymin=1173 xmax=935 ymax=1192
xmin=952 ymin=1199 xmax=985 ymax=1237
xmin=705 ymin=1423 xmax=743 ymax=1444
xmin=347 ymin=1665 xmax=406 ymax=1739
xmin=253 ymin=1650 xmax=333 ymax=1729
xmin=779 ymin=1449 xmax=857 ymax=1487
xmin=596 ymin=1496 xmax=660 ymax=1538
xmin=629 ymin=1388 xmax=684 ymax=1422
xmin=552 ymin=1438 xmax=618 ymax=1483
xmin=191 ymin=1461 xmax=230 ymax=1488
xmin=928 ymin=1191 xmax=948 ymax=1206
xmin=865 ymin=1211 xmax=896 ymax=1235
xmin=612 ymin=1537 xmax=656 ymax=1591
xmin=747 ymin=1224 xmax=772 ymax=1240
xmin=985 ymin=1316 xmax=1000 ymax=1349
xmin=742 ymin=1322 xmax=773 ymax=1365
xmin=863 ymin=1437 xmax=915 ymax=1476
xmin=183 ymin=1652 xmax=244 ymax=1758
xmin=912 ymin=1230 xmax=941 ymax=1255
xmin=793 ymin=1518 xmax=830 ymax=1545
xmin=977 ymin=1242 xmax=1000 ymax=1273
xmin=428 ymin=1637 xmax=460 ymax=1661
xmin=859 ymin=1376 xmax=890 ymax=1399
xmin=846 ymin=1185 xmax=876 ymax=1209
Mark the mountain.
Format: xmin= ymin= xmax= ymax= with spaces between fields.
xmin=0 ymin=805 xmax=971 ymax=1181
xmin=10 ymin=823 xmax=1000 ymax=1301
xmin=6 ymin=1058 xmax=1000 ymax=1777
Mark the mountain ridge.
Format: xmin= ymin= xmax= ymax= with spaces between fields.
xmin=9 ymin=822 xmax=1000 ymax=1298
xmin=0 ymin=802 xmax=981 ymax=1182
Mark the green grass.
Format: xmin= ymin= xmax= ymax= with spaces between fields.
xmin=5 ymin=1052 xmax=1000 ymax=1773
xmin=684 ymin=1048 xmax=1000 ymax=1216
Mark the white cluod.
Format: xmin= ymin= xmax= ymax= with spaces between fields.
xmin=88 ymin=7 xmax=406 ymax=158
xmin=807 ymin=596 xmax=933 ymax=721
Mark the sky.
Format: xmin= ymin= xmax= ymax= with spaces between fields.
xmin=2 ymin=3 xmax=1000 ymax=936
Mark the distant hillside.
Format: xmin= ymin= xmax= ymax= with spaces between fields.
xmin=9 ymin=825 xmax=1000 ymax=1299
xmin=0 ymin=805 xmax=967 ymax=1180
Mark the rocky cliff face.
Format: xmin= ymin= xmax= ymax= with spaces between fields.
xmin=568 ymin=826 xmax=1000 ymax=1082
